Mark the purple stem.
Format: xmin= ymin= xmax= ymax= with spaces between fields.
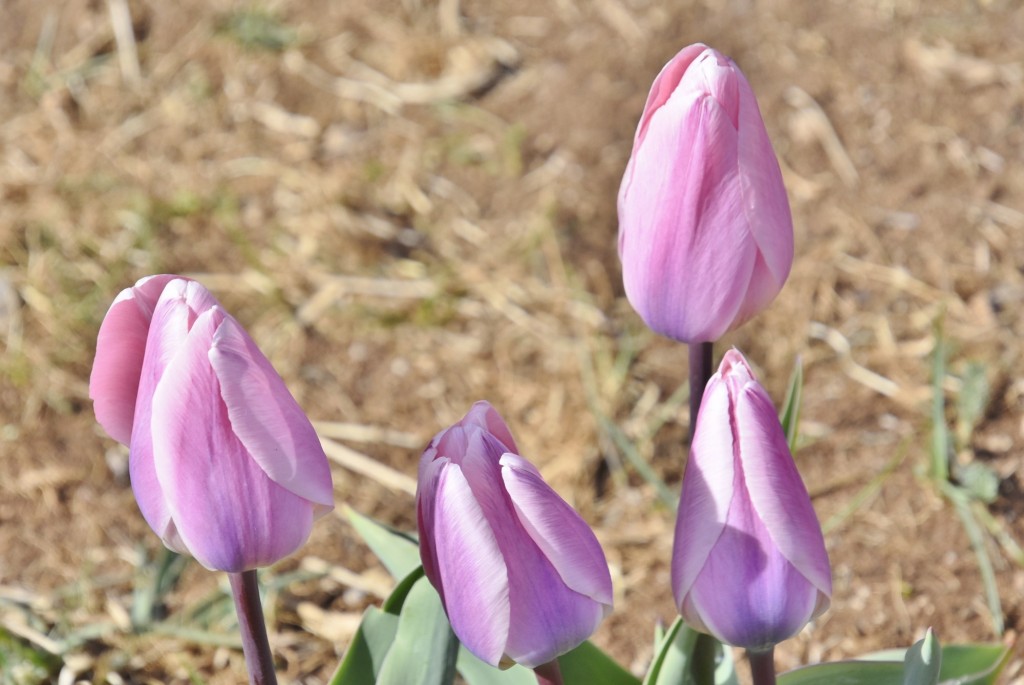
xmin=228 ymin=570 xmax=278 ymax=685
xmin=534 ymin=659 xmax=564 ymax=685
xmin=687 ymin=340 xmax=718 ymax=685
xmin=688 ymin=341 xmax=714 ymax=442
xmin=748 ymin=647 xmax=777 ymax=685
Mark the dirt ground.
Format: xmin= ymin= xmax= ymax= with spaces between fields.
xmin=2 ymin=0 xmax=1024 ymax=683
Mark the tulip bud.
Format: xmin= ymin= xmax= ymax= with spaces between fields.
xmin=90 ymin=275 xmax=334 ymax=572
xmin=618 ymin=44 xmax=794 ymax=343
xmin=417 ymin=402 xmax=613 ymax=669
xmin=671 ymin=350 xmax=830 ymax=650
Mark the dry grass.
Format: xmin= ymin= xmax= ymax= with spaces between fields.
xmin=1 ymin=0 xmax=1024 ymax=683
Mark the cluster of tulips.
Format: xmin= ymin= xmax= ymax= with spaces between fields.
xmin=89 ymin=44 xmax=1006 ymax=685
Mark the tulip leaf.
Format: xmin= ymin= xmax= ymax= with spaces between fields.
xmin=377 ymin=576 xmax=459 ymax=685
xmin=778 ymin=644 xmax=1010 ymax=685
xmin=778 ymin=661 xmax=907 ymax=685
xmin=902 ymin=629 xmax=941 ymax=685
xmin=457 ymin=649 xmax=536 ymax=685
xmin=779 ymin=356 xmax=803 ymax=453
xmin=345 ymin=506 xmax=421 ymax=580
xmin=643 ymin=617 xmax=732 ymax=685
xmin=381 ymin=567 xmax=426 ymax=614
xmin=558 ymin=640 xmax=641 ymax=685
xmin=327 ymin=607 xmax=401 ymax=685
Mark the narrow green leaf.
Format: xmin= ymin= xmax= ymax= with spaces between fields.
xmin=381 ymin=567 xmax=426 ymax=615
xmin=903 ymin=629 xmax=941 ymax=685
xmin=940 ymin=483 xmax=1004 ymax=635
xmin=936 ymin=644 xmax=1010 ymax=685
xmin=346 ymin=506 xmax=421 ymax=580
xmin=955 ymin=362 xmax=989 ymax=449
xmin=377 ymin=576 xmax=459 ymax=685
xmin=930 ymin=326 xmax=950 ymax=483
xmin=328 ymin=607 xmax=401 ymax=685
xmin=779 ymin=356 xmax=804 ymax=452
xmin=558 ymin=640 xmax=640 ymax=685
xmin=457 ymin=648 xmax=536 ymax=685
xmin=643 ymin=617 xmax=724 ymax=685
xmin=779 ymin=660 xmax=906 ymax=685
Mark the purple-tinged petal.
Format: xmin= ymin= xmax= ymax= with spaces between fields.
xmin=671 ymin=373 xmax=736 ymax=606
xmin=431 ymin=462 xmax=510 ymax=667
xmin=150 ymin=308 xmax=313 ymax=572
xmin=630 ymin=43 xmax=709 ymax=151
xmin=619 ymin=87 xmax=755 ymax=343
xmin=417 ymin=455 xmax=448 ymax=596
xmin=90 ymin=274 xmax=179 ymax=444
xmin=210 ymin=316 xmax=334 ymax=517
xmin=459 ymin=401 xmax=519 ymax=454
xmin=736 ymin=381 xmax=832 ymax=603
xmin=502 ymin=521 xmax=607 ymax=669
xmin=500 ymin=453 xmax=612 ymax=607
xmin=685 ymin=484 xmax=818 ymax=650
xmin=128 ymin=284 xmax=196 ymax=545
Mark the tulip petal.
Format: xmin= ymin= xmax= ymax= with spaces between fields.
xmin=431 ymin=463 xmax=511 ymax=667
xmin=210 ymin=317 xmax=334 ymax=516
xmin=671 ymin=373 xmax=736 ymax=606
xmin=151 ymin=308 xmax=313 ymax=572
xmin=632 ymin=43 xmax=709 ymax=150
xmin=417 ymin=455 xmax=447 ymax=596
xmin=460 ymin=401 xmax=519 ymax=454
xmin=686 ymin=486 xmax=818 ymax=649
xmin=736 ymin=76 xmax=793 ymax=292
xmin=619 ymin=86 xmax=755 ymax=342
xmin=736 ymin=381 xmax=832 ymax=603
xmin=128 ymin=287 xmax=193 ymax=549
xmin=90 ymin=274 xmax=179 ymax=444
xmin=500 ymin=453 xmax=612 ymax=606
xmin=501 ymin=517 xmax=607 ymax=669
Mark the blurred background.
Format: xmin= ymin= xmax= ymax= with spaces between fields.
xmin=1 ymin=0 xmax=1023 ymax=682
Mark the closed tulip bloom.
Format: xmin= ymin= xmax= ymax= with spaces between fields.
xmin=417 ymin=402 xmax=613 ymax=669
xmin=672 ymin=350 xmax=830 ymax=651
xmin=90 ymin=275 xmax=333 ymax=573
xmin=618 ymin=44 xmax=794 ymax=343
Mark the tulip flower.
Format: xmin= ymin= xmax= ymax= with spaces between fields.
xmin=672 ymin=350 xmax=830 ymax=651
xmin=417 ymin=401 xmax=613 ymax=670
xmin=618 ymin=43 xmax=794 ymax=344
xmin=90 ymin=275 xmax=334 ymax=573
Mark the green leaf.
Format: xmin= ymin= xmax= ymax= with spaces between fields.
xmin=779 ymin=356 xmax=804 ymax=452
xmin=558 ymin=640 xmax=641 ymax=685
xmin=328 ymin=607 xmax=401 ymax=685
xmin=930 ymin=325 xmax=950 ymax=483
xmin=903 ymin=629 xmax=941 ymax=685
xmin=955 ymin=362 xmax=989 ymax=449
xmin=780 ymin=644 xmax=1010 ymax=685
xmin=779 ymin=660 xmax=906 ymax=685
xmin=381 ymin=567 xmax=426 ymax=614
xmin=377 ymin=576 xmax=459 ymax=685
xmin=936 ymin=644 xmax=1010 ymax=685
xmin=643 ymin=618 xmax=726 ymax=685
xmin=346 ymin=506 xmax=421 ymax=580
xmin=457 ymin=648 xmax=535 ymax=685
xmin=956 ymin=462 xmax=1000 ymax=504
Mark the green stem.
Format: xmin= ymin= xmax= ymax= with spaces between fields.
xmin=688 ymin=342 xmax=714 ymax=443
xmin=534 ymin=659 xmax=564 ymax=685
xmin=748 ymin=647 xmax=777 ymax=685
xmin=228 ymin=571 xmax=278 ymax=685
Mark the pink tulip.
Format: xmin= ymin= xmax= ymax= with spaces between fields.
xmin=90 ymin=275 xmax=333 ymax=572
xmin=417 ymin=402 xmax=613 ymax=669
xmin=672 ymin=350 xmax=830 ymax=650
xmin=618 ymin=44 xmax=794 ymax=343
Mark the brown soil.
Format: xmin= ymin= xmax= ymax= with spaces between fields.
xmin=1 ymin=0 xmax=1023 ymax=683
